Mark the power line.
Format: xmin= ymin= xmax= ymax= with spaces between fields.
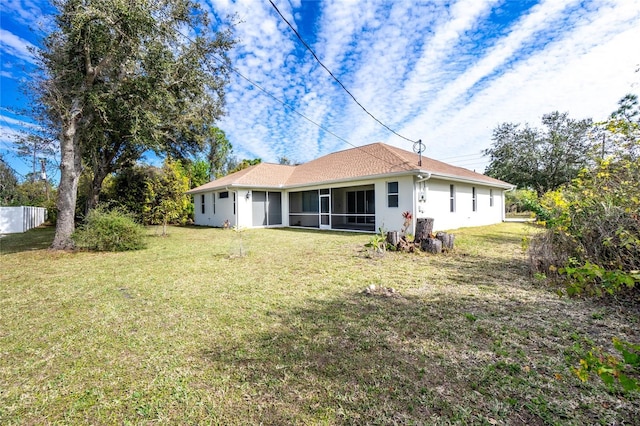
xmin=436 ymin=151 xmax=487 ymax=161
xmin=268 ymin=0 xmax=417 ymax=144
xmin=0 ymin=151 xmax=27 ymax=180
xmin=204 ymin=56 xmax=406 ymax=169
xmin=66 ymin=8 xmax=403 ymax=170
xmin=448 ymin=158 xmax=489 ymax=166
xmin=174 ymin=30 xmax=406 ymax=170
xmin=449 ymin=160 xmax=491 ymax=169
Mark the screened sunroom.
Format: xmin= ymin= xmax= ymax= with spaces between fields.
xmin=288 ymin=184 xmax=375 ymax=232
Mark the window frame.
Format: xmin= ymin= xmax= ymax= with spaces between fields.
xmin=472 ymin=187 xmax=477 ymax=212
xmin=387 ymin=181 xmax=399 ymax=208
xmin=449 ymin=184 xmax=456 ymax=213
xmin=200 ymin=194 xmax=205 ymax=214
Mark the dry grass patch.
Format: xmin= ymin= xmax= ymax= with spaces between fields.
xmin=0 ymin=223 xmax=637 ymax=424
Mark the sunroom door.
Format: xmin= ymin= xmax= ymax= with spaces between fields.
xmin=319 ymin=189 xmax=330 ymax=229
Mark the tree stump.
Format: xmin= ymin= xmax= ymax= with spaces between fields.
xmin=386 ymin=231 xmax=399 ymax=247
xmin=415 ymin=218 xmax=434 ymax=242
xmin=436 ymin=232 xmax=455 ymax=250
xmin=421 ymin=237 xmax=442 ymax=254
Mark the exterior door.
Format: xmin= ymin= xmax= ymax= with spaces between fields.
xmin=252 ymin=191 xmax=267 ymax=226
xmin=267 ymin=192 xmax=282 ymax=225
xmin=319 ymin=190 xmax=330 ymax=229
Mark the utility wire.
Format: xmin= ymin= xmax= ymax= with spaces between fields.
xmin=76 ymin=9 xmax=405 ymax=170
xmin=175 ymin=31 xmax=406 ymax=169
xmin=268 ymin=0 xmax=417 ymax=144
xmin=204 ymin=56 xmax=406 ymax=169
xmin=436 ymin=151 xmax=487 ymax=161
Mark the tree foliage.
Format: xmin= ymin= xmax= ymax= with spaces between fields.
xmin=102 ymin=165 xmax=152 ymax=222
xmin=205 ymin=127 xmax=232 ymax=179
xmin=485 ymin=112 xmax=593 ymax=195
xmin=36 ymin=0 xmax=235 ymax=249
xmin=528 ymin=95 xmax=640 ymax=296
xmin=522 ymin=94 xmax=640 ymax=392
xmin=0 ymin=155 xmax=19 ymax=206
xmin=143 ymin=159 xmax=191 ymax=235
xmin=227 ymin=157 xmax=262 ymax=174
xmin=504 ymin=188 xmax=538 ymax=214
xmin=103 ymin=159 xmax=191 ymax=232
xmin=14 ymin=133 xmax=58 ymax=183
xmin=185 ymin=159 xmax=211 ymax=189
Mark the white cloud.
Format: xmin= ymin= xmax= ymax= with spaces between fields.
xmin=0 ymin=29 xmax=37 ymax=64
xmin=2 ymin=0 xmax=46 ymax=27
xmin=413 ymin=0 xmax=640 ymax=168
xmin=197 ymin=0 xmax=640 ymax=170
xmin=0 ymin=125 xmax=22 ymax=149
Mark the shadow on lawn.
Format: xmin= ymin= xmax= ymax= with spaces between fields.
xmin=201 ymin=284 xmax=637 ymax=425
xmin=0 ymin=225 xmax=55 ymax=254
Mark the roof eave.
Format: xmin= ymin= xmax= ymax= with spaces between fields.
xmin=187 ymin=183 xmax=285 ymax=194
xmin=283 ymin=169 xmax=425 ymax=189
xmin=428 ymin=173 xmax=513 ymax=189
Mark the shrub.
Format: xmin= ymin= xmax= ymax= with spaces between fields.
xmin=72 ymin=206 xmax=147 ymax=251
xmin=506 ymin=188 xmax=539 ymax=214
xmin=529 ymin=157 xmax=640 ymax=297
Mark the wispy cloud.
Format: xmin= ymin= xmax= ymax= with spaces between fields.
xmin=179 ymin=0 xmax=640 ymax=170
xmin=0 ymin=29 xmax=37 ymax=64
xmin=2 ymin=0 xmax=47 ymax=26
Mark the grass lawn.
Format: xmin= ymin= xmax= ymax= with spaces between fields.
xmin=0 ymin=223 xmax=638 ymax=424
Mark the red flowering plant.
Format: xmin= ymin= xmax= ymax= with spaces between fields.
xmin=401 ymin=211 xmax=413 ymax=237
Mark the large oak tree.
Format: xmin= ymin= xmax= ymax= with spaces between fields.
xmin=36 ymin=0 xmax=234 ymax=249
xmin=484 ymin=112 xmax=593 ymax=196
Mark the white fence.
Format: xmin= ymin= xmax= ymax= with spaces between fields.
xmin=0 ymin=206 xmax=48 ymax=234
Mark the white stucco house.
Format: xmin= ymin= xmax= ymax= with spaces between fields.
xmin=187 ymin=142 xmax=513 ymax=233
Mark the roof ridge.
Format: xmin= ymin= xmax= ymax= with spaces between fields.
xmin=188 ymin=141 xmax=512 ymax=194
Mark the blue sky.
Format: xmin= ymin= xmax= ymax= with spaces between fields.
xmin=1 ymin=0 xmax=639 ymax=183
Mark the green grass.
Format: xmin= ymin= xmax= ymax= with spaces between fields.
xmin=0 ymin=223 xmax=638 ymax=424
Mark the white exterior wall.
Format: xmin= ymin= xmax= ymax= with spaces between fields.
xmin=374 ymin=175 xmax=414 ymax=233
xmin=418 ymin=178 xmax=504 ymax=231
xmin=236 ymin=190 xmax=252 ymax=229
xmin=191 ymin=176 xmax=506 ymax=233
xmin=281 ymin=192 xmax=290 ymax=227
xmin=192 ymin=191 xmax=237 ymax=228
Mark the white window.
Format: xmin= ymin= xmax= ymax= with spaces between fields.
xmin=201 ymin=194 xmax=205 ymax=214
xmin=450 ymin=184 xmax=456 ymax=212
xmin=213 ymin=192 xmax=216 ymax=214
xmin=387 ymin=181 xmax=399 ymax=207
xmin=490 ymin=189 xmax=494 ymax=207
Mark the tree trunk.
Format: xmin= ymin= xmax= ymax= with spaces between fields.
xmin=51 ymin=102 xmax=83 ymax=250
xmin=87 ymin=167 xmax=109 ymax=212
xmin=415 ymin=218 xmax=434 ymax=242
xmin=386 ymin=231 xmax=399 ymax=247
xmin=436 ymin=232 xmax=455 ymax=250
xmin=421 ymin=237 xmax=442 ymax=254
